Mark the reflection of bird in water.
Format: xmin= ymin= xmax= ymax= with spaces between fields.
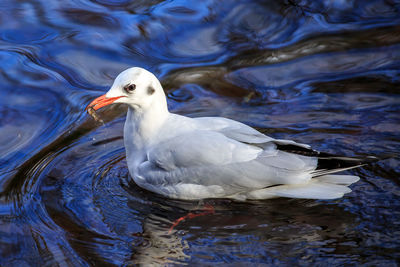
xmin=120 ymin=184 xmax=198 ymax=265
xmin=122 ymin=195 xmax=358 ymax=265
xmin=129 ymin=214 xmax=190 ymax=266
xmin=86 ymin=67 xmax=379 ymax=201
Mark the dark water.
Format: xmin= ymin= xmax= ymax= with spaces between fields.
xmin=0 ymin=0 xmax=400 ymax=265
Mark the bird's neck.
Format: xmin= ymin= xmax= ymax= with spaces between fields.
xmin=124 ymin=101 xmax=169 ymax=173
xmin=125 ymin=96 xmax=169 ymax=149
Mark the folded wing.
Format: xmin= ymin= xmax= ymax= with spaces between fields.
xmin=136 ymin=116 xmax=371 ymax=200
xmin=147 ymin=130 xmax=263 ymax=171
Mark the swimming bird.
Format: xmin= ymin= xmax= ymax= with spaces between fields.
xmin=86 ymin=67 xmax=377 ymax=201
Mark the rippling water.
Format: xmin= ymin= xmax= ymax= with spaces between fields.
xmin=0 ymin=0 xmax=399 ymax=265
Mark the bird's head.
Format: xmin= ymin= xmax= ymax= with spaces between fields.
xmin=86 ymin=67 xmax=165 ymax=112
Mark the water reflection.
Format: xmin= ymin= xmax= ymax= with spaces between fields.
xmin=0 ymin=0 xmax=399 ymax=265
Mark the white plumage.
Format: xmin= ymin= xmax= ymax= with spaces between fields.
xmin=86 ymin=67 xmax=375 ymax=201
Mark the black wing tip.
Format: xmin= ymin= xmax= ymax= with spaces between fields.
xmin=275 ymin=143 xmax=387 ymax=163
xmin=315 ymin=154 xmax=385 ymax=176
xmin=274 ymin=143 xmax=320 ymax=157
xmin=275 ymin=142 xmax=392 ymax=175
xmin=345 ymin=154 xmax=393 ymax=164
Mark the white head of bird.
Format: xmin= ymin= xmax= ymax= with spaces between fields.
xmin=86 ymin=67 xmax=168 ymax=116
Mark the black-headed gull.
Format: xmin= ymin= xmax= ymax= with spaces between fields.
xmin=86 ymin=67 xmax=378 ymax=201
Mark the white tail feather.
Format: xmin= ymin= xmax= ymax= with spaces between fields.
xmin=246 ymin=175 xmax=359 ymax=200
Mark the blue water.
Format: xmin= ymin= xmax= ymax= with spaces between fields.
xmin=0 ymin=0 xmax=399 ymax=265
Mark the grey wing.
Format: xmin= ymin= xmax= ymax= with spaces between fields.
xmin=146 ymin=130 xmax=263 ymax=171
xmin=195 ymin=117 xmax=377 ymax=177
xmin=194 ymin=117 xmax=311 ymax=148
xmin=137 ymin=129 xmax=266 ymax=198
xmin=137 ymin=124 xmax=318 ymax=199
xmin=135 ymin=116 xmax=374 ymax=200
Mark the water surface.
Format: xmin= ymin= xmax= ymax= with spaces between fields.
xmin=0 ymin=0 xmax=399 ymax=265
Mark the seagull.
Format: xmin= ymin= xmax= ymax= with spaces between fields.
xmin=86 ymin=67 xmax=378 ymax=201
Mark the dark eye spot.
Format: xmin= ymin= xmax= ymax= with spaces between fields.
xmin=147 ymin=86 xmax=155 ymax=95
xmin=124 ymin=84 xmax=136 ymax=93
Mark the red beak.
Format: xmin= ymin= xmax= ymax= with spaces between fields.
xmin=85 ymin=94 xmax=125 ymax=111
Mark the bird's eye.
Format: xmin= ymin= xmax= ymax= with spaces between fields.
xmin=124 ymin=84 xmax=136 ymax=93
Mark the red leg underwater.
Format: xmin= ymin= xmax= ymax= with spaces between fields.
xmin=168 ymin=204 xmax=215 ymax=234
